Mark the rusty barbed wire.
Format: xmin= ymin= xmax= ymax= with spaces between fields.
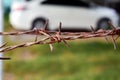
xmin=0 ymin=22 xmax=120 ymax=60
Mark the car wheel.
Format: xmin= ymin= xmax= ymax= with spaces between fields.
xmin=32 ymin=18 xmax=46 ymax=29
xmin=97 ymin=18 xmax=111 ymax=30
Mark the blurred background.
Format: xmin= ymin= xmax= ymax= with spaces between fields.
xmin=3 ymin=0 xmax=120 ymax=80
xmin=4 ymin=0 xmax=120 ymax=17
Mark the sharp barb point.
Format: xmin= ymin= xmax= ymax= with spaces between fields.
xmin=111 ymin=36 xmax=117 ymax=50
xmin=90 ymin=25 xmax=95 ymax=33
xmin=49 ymin=44 xmax=53 ymax=52
xmin=108 ymin=21 xmax=116 ymax=30
xmin=59 ymin=22 xmax=62 ymax=35
xmin=0 ymin=42 xmax=7 ymax=48
xmin=115 ymin=35 xmax=120 ymax=40
xmin=104 ymin=36 xmax=109 ymax=43
xmin=35 ymin=35 xmax=38 ymax=42
xmin=61 ymin=38 xmax=70 ymax=47
xmin=43 ymin=19 xmax=49 ymax=31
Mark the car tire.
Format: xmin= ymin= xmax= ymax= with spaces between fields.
xmin=32 ymin=18 xmax=46 ymax=29
xmin=97 ymin=18 xmax=111 ymax=30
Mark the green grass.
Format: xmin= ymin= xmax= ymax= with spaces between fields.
xmin=4 ymin=13 xmax=13 ymax=31
xmin=3 ymin=40 xmax=120 ymax=80
xmin=3 ymin=14 xmax=120 ymax=80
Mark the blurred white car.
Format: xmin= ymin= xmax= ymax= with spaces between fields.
xmin=9 ymin=0 xmax=119 ymax=30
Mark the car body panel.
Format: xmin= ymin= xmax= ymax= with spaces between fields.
xmin=9 ymin=0 xmax=119 ymax=30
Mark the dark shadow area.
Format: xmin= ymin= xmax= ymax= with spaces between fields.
xmin=42 ymin=0 xmax=90 ymax=7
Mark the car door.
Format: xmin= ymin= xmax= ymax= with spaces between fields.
xmin=40 ymin=0 xmax=72 ymax=28
xmin=63 ymin=0 xmax=96 ymax=29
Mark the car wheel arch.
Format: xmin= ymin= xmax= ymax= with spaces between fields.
xmin=31 ymin=17 xmax=47 ymax=29
xmin=96 ymin=17 xmax=111 ymax=30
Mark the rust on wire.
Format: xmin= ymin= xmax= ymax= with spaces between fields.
xmin=0 ymin=22 xmax=120 ymax=60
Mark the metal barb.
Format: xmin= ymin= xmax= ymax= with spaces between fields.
xmin=33 ymin=28 xmax=39 ymax=42
xmin=0 ymin=42 xmax=7 ymax=48
xmin=59 ymin=22 xmax=62 ymax=35
xmin=90 ymin=25 xmax=95 ymax=33
xmin=111 ymin=36 xmax=117 ymax=50
xmin=49 ymin=44 xmax=53 ymax=52
xmin=43 ymin=19 xmax=49 ymax=31
xmin=104 ymin=36 xmax=109 ymax=43
xmin=115 ymin=35 xmax=120 ymax=40
xmin=35 ymin=35 xmax=38 ymax=42
xmin=108 ymin=21 xmax=116 ymax=30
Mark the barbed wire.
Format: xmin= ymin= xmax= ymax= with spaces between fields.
xmin=0 ymin=22 xmax=120 ymax=60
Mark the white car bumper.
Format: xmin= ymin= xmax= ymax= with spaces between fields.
xmin=9 ymin=12 xmax=31 ymax=30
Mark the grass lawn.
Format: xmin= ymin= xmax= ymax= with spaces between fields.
xmin=3 ymin=14 xmax=120 ymax=80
